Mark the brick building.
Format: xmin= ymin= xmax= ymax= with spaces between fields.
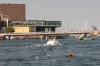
xmin=0 ymin=3 xmax=61 ymax=33
xmin=0 ymin=3 xmax=26 ymax=21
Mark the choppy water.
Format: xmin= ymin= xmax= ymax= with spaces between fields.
xmin=0 ymin=37 xmax=100 ymax=66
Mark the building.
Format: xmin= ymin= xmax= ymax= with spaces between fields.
xmin=0 ymin=3 xmax=26 ymax=21
xmin=0 ymin=12 xmax=8 ymax=31
xmin=0 ymin=3 xmax=61 ymax=33
xmin=9 ymin=20 xmax=61 ymax=33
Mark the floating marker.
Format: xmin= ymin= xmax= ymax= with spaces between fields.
xmin=82 ymin=38 xmax=85 ymax=42
xmin=40 ymin=36 xmax=42 ymax=42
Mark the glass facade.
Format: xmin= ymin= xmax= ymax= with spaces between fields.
xmin=8 ymin=20 xmax=61 ymax=27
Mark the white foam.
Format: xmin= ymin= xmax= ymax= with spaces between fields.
xmin=30 ymin=43 xmax=62 ymax=47
xmin=34 ymin=56 xmax=39 ymax=60
xmin=31 ymin=44 xmax=42 ymax=47
xmin=43 ymin=43 xmax=62 ymax=47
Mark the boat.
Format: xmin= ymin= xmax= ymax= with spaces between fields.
xmin=46 ymin=39 xmax=59 ymax=46
xmin=43 ymin=37 xmax=62 ymax=46
xmin=47 ymin=40 xmax=59 ymax=45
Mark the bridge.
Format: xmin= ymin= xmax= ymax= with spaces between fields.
xmin=0 ymin=32 xmax=90 ymax=40
xmin=0 ymin=32 xmax=89 ymax=36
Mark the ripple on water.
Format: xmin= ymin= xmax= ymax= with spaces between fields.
xmin=0 ymin=38 xmax=100 ymax=66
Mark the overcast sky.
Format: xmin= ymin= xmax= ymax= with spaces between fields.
xmin=1 ymin=0 xmax=100 ymax=31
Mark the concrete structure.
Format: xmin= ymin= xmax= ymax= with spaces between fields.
xmin=0 ymin=3 xmax=61 ymax=33
xmin=0 ymin=3 xmax=26 ymax=32
xmin=11 ymin=20 xmax=61 ymax=33
xmin=0 ymin=12 xmax=8 ymax=31
xmin=13 ymin=26 xmax=36 ymax=33
xmin=91 ymin=30 xmax=99 ymax=36
xmin=0 ymin=32 xmax=89 ymax=40
xmin=0 ymin=3 xmax=26 ymax=21
xmin=13 ymin=27 xmax=29 ymax=33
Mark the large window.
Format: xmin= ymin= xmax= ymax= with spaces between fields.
xmin=8 ymin=20 xmax=61 ymax=27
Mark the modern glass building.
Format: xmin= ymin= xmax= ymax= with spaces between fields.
xmin=8 ymin=20 xmax=61 ymax=33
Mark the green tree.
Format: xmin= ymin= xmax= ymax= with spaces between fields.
xmin=5 ymin=26 xmax=15 ymax=33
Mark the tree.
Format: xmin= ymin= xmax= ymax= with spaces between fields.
xmin=5 ymin=26 xmax=15 ymax=33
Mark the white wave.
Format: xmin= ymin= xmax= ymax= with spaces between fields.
xmin=30 ymin=43 xmax=62 ymax=47
xmin=58 ymin=44 xmax=62 ymax=46
xmin=34 ymin=56 xmax=39 ymax=60
xmin=46 ymin=54 xmax=51 ymax=56
xmin=43 ymin=43 xmax=62 ymax=47
xmin=31 ymin=44 xmax=42 ymax=47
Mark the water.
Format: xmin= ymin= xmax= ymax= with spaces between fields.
xmin=0 ymin=37 xmax=100 ymax=66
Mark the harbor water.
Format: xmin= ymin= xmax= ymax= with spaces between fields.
xmin=0 ymin=37 xmax=100 ymax=66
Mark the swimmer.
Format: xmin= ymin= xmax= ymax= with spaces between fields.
xmin=67 ymin=51 xmax=74 ymax=57
xmin=34 ymin=56 xmax=39 ymax=59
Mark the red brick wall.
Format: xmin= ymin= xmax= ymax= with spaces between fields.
xmin=0 ymin=4 xmax=26 ymax=21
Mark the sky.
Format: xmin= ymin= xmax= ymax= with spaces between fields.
xmin=0 ymin=0 xmax=100 ymax=32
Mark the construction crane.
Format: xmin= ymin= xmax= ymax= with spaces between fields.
xmin=92 ymin=25 xmax=97 ymax=30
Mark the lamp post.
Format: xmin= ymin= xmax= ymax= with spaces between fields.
xmin=85 ymin=21 xmax=87 ymax=31
xmin=68 ymin=20 xmax=69 ymax=32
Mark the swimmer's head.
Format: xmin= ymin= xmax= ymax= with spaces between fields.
xmin=67 ymin=51 xmax=74 ymax=57
xmin=34 ymin=56 xmax=39 ymax=59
